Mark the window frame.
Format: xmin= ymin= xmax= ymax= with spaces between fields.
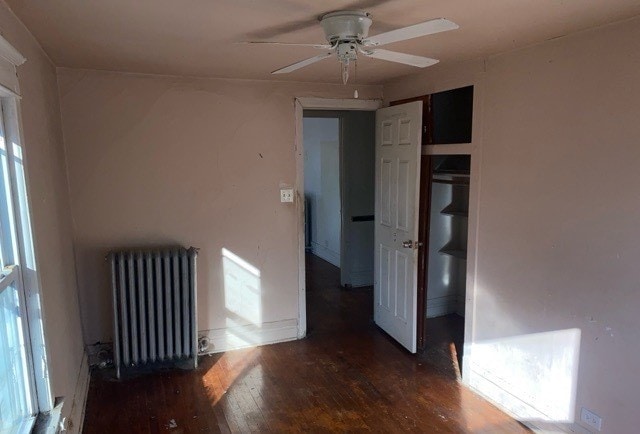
xmin=0 ymin=87 xmax=54 ymax=431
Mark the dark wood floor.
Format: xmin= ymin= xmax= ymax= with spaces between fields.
xmin=82 ymin=254 xmax=529 ymax=433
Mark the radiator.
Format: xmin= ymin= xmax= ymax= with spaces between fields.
xmin=109 ymin=247 xmax=198 ymax=378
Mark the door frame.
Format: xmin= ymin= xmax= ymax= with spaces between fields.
xmin=294 ymin=97 xmax=383 ymax=338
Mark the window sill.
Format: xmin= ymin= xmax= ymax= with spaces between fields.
xmin=31 ymin=401 xmax=63 ymax=434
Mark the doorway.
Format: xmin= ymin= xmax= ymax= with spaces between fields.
xmin=301 ymin=108 xmax=377 ymax=334
xmin=295 ymin=92 xmax=478 ymax=370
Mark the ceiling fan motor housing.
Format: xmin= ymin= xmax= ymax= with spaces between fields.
xmin=320 ymin=11 xmax=372 ymax=44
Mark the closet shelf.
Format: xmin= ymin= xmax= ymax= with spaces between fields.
xmin=441 ymin=205 xmax=468 ymax=217
xmin=438 ymin=248 xmax=467 ymax=260
xmin=432 ymin=170 xmax=470 ymax=186
xmin=432 ymin=169 xmax=470 ymax=177
xmin=432 ymin=178 xmax=470 ymax=186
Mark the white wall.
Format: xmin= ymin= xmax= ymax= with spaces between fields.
xmin=57 ymin=67 xmax=382 ymax=350
xmin=340 ymin=111 xmax=375 ymax=287
xmin=303 ymin=116 xmax=341 ymax=267
xmin=0 ymin=1 xmax=85 ymax=424
xmin=384 ymin=16 xmax=640 ymax=434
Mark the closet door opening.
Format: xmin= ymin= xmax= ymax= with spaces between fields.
xmin=421 ymin=154 xmax=471 ymax=375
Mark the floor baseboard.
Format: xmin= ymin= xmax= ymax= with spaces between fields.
xmin=66 ymin=351 xmax=90 ymax=433
xmin=198 ymin=319 xmax=299 ymax=354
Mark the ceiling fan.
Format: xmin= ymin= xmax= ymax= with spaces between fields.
xmin=244 ymin=11 xmax=459 ymax=84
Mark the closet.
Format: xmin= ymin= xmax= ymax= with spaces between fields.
xmin=391 ymin=85 xmax=474 ymax=358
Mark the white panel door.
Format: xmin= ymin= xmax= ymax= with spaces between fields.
xmin=374 ymin=101 xmax=422 ymax=353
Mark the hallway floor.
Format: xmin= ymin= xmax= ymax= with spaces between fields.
xmin=82 ymin=254 xmax=529 ymax=433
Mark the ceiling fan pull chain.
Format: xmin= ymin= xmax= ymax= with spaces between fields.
xmin=353 ymin=60 xmax=359 ymax=98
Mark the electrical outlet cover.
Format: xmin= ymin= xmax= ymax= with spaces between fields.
xmin=580 ymin=407 xmax=602 ymax=431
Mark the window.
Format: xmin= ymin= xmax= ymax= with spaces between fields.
xmin=0 ymin=96 xmax=51 ymax=432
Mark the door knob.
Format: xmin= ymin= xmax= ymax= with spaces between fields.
xmin=402 ymin=240 xmax=413 ymax=248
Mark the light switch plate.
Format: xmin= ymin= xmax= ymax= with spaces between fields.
xmin=280 ymin=188 xmax=294 ymax=203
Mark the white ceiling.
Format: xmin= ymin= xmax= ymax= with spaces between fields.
xmin=6 ymin=0 xmax=640 ymax=84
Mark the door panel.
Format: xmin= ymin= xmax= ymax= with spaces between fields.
xmin=374 ymin=101 xmax=423 ymax=353
xmin=380 ymin=159 xmax=392 ymax=226
xmin=379 ymin=245 xmax=391 ymax=310
xmin=395 ymin=250 xmax=409 ymax=321
xmin=397 ymin=160 xmax=410 ymax=231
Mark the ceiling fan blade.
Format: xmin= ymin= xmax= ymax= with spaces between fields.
xmin=365 ymin=49 xmax=439 ymax=68
xmin=272 ymin=52 xmax=333 ymax=74
xmin=364 ymin=18 xmax=458 ymax=47
xmin=240 ymin=41 xmax=332 ymax=49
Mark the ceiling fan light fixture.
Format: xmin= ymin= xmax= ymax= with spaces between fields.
xmin=341 ymin=61 xmax=349 ymax=85
xmin=336 ymin=42 xmax=359 ymax=84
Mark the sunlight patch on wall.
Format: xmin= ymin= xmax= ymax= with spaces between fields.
xmin=467 ymin=328 xmax=581 ymax=423
xmin=222 ymin=248 xmax=262 ymax=328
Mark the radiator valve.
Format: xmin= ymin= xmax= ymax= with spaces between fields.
xmin=198 ymin=336 xmax=210 ymax=353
